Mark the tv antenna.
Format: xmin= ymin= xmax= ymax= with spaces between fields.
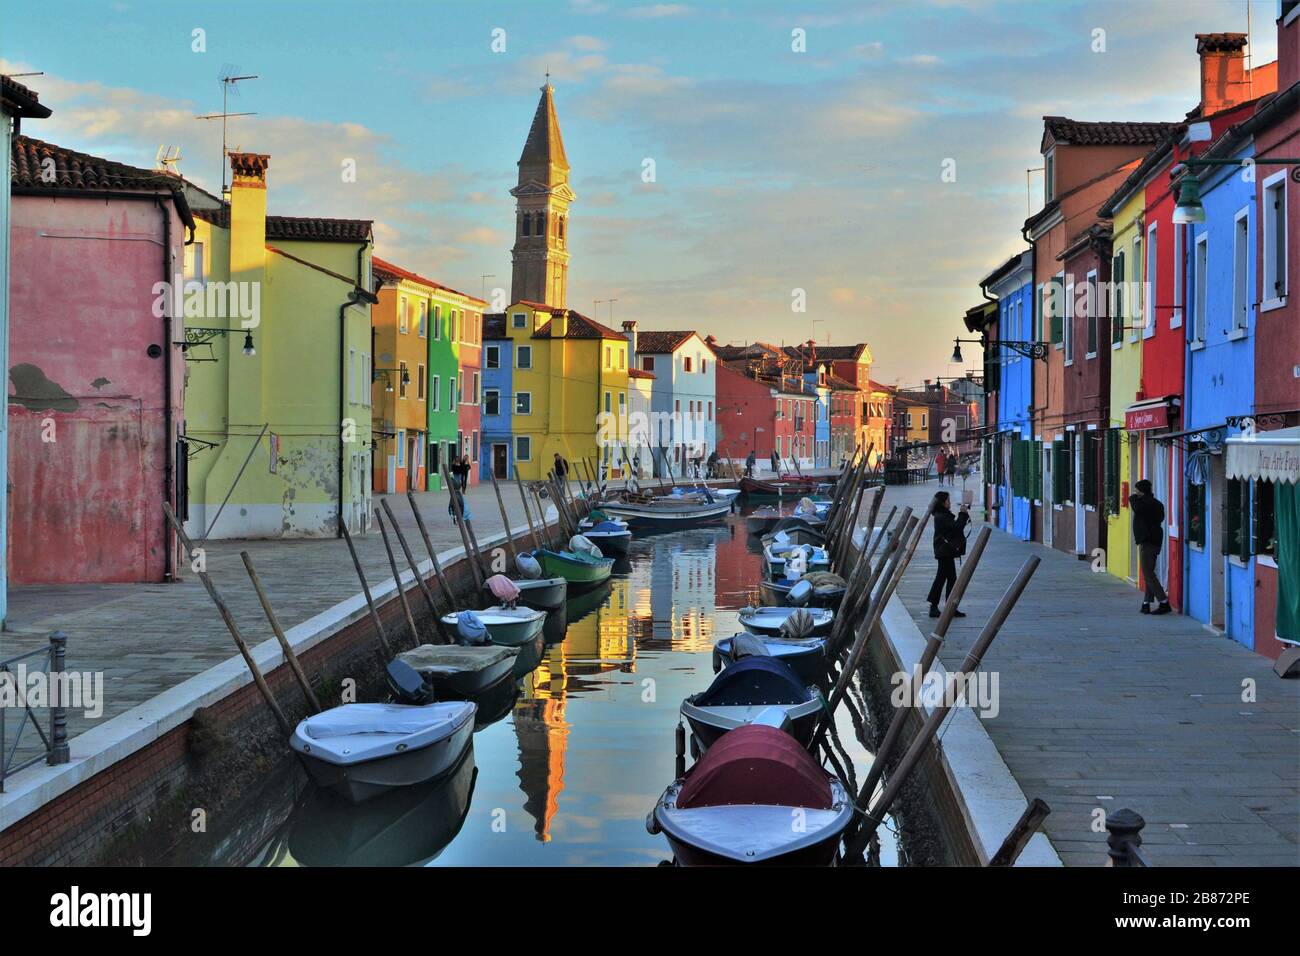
xmin=155 ymin=145 xmax=183 ymax=173
xmin=195 ymin=66 xmax=258 ymax=198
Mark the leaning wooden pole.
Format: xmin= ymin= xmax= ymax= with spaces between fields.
xmin=442 ymin=465 xmax=486 ymax=591
xmin=825 ymin=504 xmax=900 ymax=660
xmin=161 ymin=503 xmax=291 ymax=737
xmin=241 ymin=551 xmax=322 ymax=713
xmin=487 ymin=469 xmax=518 ymax=564
xmin=406 ymin=491 xmax=459 ymax=614
xmin=339 ymin=516 xmax=394 ymax=656
xmin=512 ymin=467 xmax=543 ymax=552
xmin=375 ymin=510 xmax=420 ymax=647
xmin=844 ymin=555 xmax=1042 ymax=860
xmin=380 ymin=498 xmax=441 ymax=622
xmin=851 ymin=526 xmax=992 ymax=825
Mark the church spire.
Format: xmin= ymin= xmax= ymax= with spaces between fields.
xmin=510 ymin=84 xmax=575 ymax=309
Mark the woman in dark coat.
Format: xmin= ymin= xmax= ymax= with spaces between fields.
xmin=927 ymin=490 xmax=970 ymax=618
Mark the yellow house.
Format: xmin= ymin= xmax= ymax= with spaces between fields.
xmin=1104 ymin=186 xmax=1146 ymax=584
xmin=503 ymin=300 xmax=628 ymax=480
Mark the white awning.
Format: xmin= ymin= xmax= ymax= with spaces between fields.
xmin=1224 ymin=426 xmax=1300 ymax=484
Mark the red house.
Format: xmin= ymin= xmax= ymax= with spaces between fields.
xmin=8 ymin=136 xmax=193 ymax=584
xmin=715 ymin=360 xmax=778 ymax=466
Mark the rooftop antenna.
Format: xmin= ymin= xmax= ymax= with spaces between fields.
xmin=196 ymin=66 xmax=258 ymax=200
xmin=155 ymin=145 xmax=183 ymax=173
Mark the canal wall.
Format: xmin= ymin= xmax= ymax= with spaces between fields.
xmin=0 ymin=520 xmax=542 ymax=866
xmin=863 ymin=596 xmax=1062 ymax=866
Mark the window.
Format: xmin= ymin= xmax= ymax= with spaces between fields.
xmin=397 ymin=429 xmax=406 ymax=467
xmin=486 ymin=345 xmax=500 ymax=369
xmin=1232 ymin=208 xmax=1249 ymax=333
xmin=515 ymin=435 xmax=531 ymax=461
xmin=398 ymin=361 xmax=408 ymax=399
xmin=921 ymin=413 xmax=928 ymax=430
xmin=1111 ymin=253 xmax=1125 ymax=345
xmin=449 ymin=311 xmax=457 ymax=342
xmin=1253 ymin=480 xmax=1276 ymax=557
xmin=604 ymin=391 xmax=612 ymax=413
xmin=1187 ymin=478 xmax=1206 ymax=548
xmin=522 ymin=213 xmax=531 ymax=237
xmin=515 ymin=392 xmax=532 ymax=414
xmin=433 ymin=305 xmax=442 ymax=340
xmin=1035 ymin=282 xmax=1045 ymax=342
xmin=512 ymin=312 xmax=527 ymax=329
xmin=1130 ymin=236 xmax=1142 ymax=342
xmin=418 ymin=301 xmax=428 ymax=338
xmin=1262 ymin=172 xmax=1288 ymax=305
xmin=184 ymin=241 xmax=205 ymax=282
xmin=432 ymin=375 xmax=440 ymax=411
xmin=349 ymin=348 xmax=358 ymax=404
xmin=1193 ymin=234 xmax=1208 ymax=345
xmin=450 ymin=375 xmax=457 ymax=411
xmin=1144 ymin=224 xmax=1157 ymax=337
xmin=1085 ymin=270 xmax=1098 ymax=357
xmin=619 ymin=392 xmax=626 ymax=416
xmin=1102 ymin=429 xmax=1121 ymax=515
xmin=605 ymin=346 xmax=612 ymax=368
xmin=702 ymin=359 xmax=708 ymax=374
xmin=472 ymin=372 xmax=480 ymax=404
xmin=1044 ymin=149 xmax=1055 ymax=202
xmin=417 ymin=364 xmax=426 ymax=401
xmin=1172 ymin=222 xmax=1184 ymax=328
xmin=484 ymin=389 xmax=500 ymax=416
xmin=1062 ymin=278 xmax=1074 ymax=363
xmin=684 ymin=356 xmax=693 ymax=372
xmin=1221 ymin=478 xmax=1249 ymax=559
xmin=643 ymin=356 xmax=655 ymax=372
xmin=708 ymin=401 xmax=713 ymax=420
xmin=618 ymin=349 xmax=624 ymax=370
xmin=399 ymin=296 xmax=409 ymax=334
xmin=517 ymin=345 xmax=532 ymax=369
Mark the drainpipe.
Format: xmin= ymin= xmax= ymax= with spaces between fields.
xmin=160 ymin=198 xmax=174 ymax=581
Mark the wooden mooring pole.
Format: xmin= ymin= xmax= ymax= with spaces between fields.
xmin=240 ymin=551 xmax=322 ymax=714
xmin=338 ymin=516 xmax=393 ymax=656
xmin=406 ymin=491 xmax=459 ymax=613
xmin=375 ymin=510 xmax=420 ymax=647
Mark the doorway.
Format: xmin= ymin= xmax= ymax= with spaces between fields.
xmin=493 ymin=443 xmax=509 ymax=479
xmin=1072 ymin=431 xmax=1085 ymax=554
xmin=1128 ymin=434 xmax=1140 ymax=582
xmin=1209 ymin=457 xmax=1226 ymax=630
xmin=407 ymin=433 xmax=419 ymax=492
xmin=1042 ymin=440 xmax=1054 ymax=549
xmin=1150 ymin=440 xmax=1170 ymax=596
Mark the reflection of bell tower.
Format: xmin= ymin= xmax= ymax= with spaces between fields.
xmin=510 ymin=84 xmax=575 ymax=309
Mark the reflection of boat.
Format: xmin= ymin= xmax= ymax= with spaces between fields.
xmin=648 ymin=725 xmax=853 ymax=866
xmin=511 ymin=630 xmax=548 ymax=679
xmin=601 ymin=497 xmax=731 ymax=530
xmin=534 ymin=548 xmax=614 ymax=590
xmin=290 ymin=693 xmax=476 ymax=804
xmin=397 ymin=643 xmax=518 ymax=697
xmin=284 ymin=746 xmax=477 ymax=867
xmin=442 ymin=607 xmax=547 ymax=647
xmin=713 ymin=634 xmax=830 ymax=686
xmin=471 ymin=673 xmax=521 ymax=729
xmin=563 ymin=579 xmax=612 ymax=624
xmin=679 ymin=657 xmax=821 ymax=750
xmin=484 ymin=576 xmax=567 ymax=612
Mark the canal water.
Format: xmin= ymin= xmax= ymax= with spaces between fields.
xmin=169 ymin=511 xmax=896 ymax=867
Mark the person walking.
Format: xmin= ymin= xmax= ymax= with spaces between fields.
xmin=553 ymin=452 xmax=568 ymax=482
xmin=926 ymin=490 xmax=969 ymax=618
xmin=770 ymin=449 xmax=781 ymax=475
xmin=745 ymin=450 xmax=756 ymax=478
xmin=1131 ymin=479 xmax=1172 ymax=615
xmin=944 ymin=449 xmax=957 ymax=486
xmin=934 ymin=449 xmax=947 ymax=482
xmin=706 ymin=449 xmax=719 ymax=479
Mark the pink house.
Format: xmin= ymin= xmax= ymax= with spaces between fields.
xmin=8 ymin=136 xmax=193 ymax=584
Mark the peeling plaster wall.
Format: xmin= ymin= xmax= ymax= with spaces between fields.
xmin=6 ymin=195 xmax=183 ymax=584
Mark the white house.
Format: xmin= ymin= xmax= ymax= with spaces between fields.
xmin=622 ymin=322 xmax=717 ymax=478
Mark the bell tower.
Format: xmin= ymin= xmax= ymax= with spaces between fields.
xmin=510 ymin=84 xmax=575 ymax=309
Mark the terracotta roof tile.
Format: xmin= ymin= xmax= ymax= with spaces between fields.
xmin=635 ymin=330 xmax=697 ymax=354
xmin=2 ymin=76 xmax=51 ymax=118
xmin=371 ymin=256 xmax=485 ymax=304
xmin=1196 ymin=32 xmax=1248 ymax=53
xmin=192 ymin=204 xmax=373 ymax=243
xmin=532 ymin=310 xmax=627 ymax=341
xmin=628 ymin=367 xmax=655 ymax=379
xmin=1042 ymin=116 xmax=1181 ymax=147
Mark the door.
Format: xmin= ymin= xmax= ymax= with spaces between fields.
xmin=1209 ymin=457 xmax=1226 ymax=629
xmin=1150 ymin=442 xmax=1170 ymax=594
xmin=1042 ymin=441 xmax=1054 ymax=548
xmin=407 ymin=434 xmax=418 ymax=492
xmin=1073 ymin=432 xmax=1085 ymax=554
xmin=1128 ymin=436 xmax=1140 ymax=582
xmin=493 ymin=443 xmax=508 ymax=479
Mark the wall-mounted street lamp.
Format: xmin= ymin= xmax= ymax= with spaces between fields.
xmin=1172 ymin=155 xmax=1300 ymax=225
xmin=176 ymin=326 xmax=256 ymax=357
xmin=372 ymin=367 xmax=411 ymax=393
xmin=951 ymin=337 xmax=1047 ymax=364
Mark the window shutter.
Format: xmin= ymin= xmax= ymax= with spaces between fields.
xmin=1050 ymin=300 xmax=1063 ymax=345
xmin=1083 ymin=433 xmax=1097 ymax=508
xmin=1032 ymin=440 xmax=1043 ymax=500
xmin=1111 ymin=255 xmax=1125 ymax=344
xmin=985 ymin=346 xmax=1000 ymax=394
xmin=1221 ymin=478 xmax=1241 ymax=557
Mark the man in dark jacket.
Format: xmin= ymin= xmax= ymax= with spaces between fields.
xmin=745 ymin=451 xmax=756 ymax=478
xmin=770 ymin=450 xmax=781 ymax=474
xmin=927 ymin=490 xmax=970 ymax=618
xmin=1130 ymin=479 xmax=1171 ymax=614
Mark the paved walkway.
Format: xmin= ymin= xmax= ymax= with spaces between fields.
xmin=881 ymin=476 xmax=1300 ymax=866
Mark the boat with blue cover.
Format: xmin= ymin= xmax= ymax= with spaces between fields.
xmin=679 ymin=656 xmax=822 ymax=750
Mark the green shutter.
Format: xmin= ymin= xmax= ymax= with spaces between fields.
xmin=1111 ymin=254 xmax=1125 ymax=344
xmin=1083 ymin=433 xmax=1098 ymax=508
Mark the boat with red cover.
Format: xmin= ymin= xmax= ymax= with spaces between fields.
xmin=647 ymin=724 xmax=854 ymax=865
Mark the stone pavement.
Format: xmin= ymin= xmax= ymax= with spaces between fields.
xmin=880 ymin=475 xmax=1300 ymax=866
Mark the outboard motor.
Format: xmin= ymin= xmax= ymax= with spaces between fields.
xmin=785 ymin=548 xmax=808 ymax=580
xmin=516 ymin=552 xmax=543 ymax=579
xmin=787 ymin=579 xmax=813 ymax=608
xmin=385 ymin=659 xmax=434 ymax=704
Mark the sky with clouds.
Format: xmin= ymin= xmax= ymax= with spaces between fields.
xmin=2 ymin=0 xmax=1282 ymax=385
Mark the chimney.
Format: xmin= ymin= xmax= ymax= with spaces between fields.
xmin=1196 ymin=33 xmax=1249 ymax=115
xmin=228 ymin=152 xmax=269 ymax=281
xmin=550 ymin=308 xmax=568 ymax=338
xmin=622 ymin=319 xmax=637 ymax=356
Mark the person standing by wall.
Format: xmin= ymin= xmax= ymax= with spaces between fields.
xmin=745 ymin=450 xmax=756 ymax=478
xmin=1130 ymin=478 xmax=1171 ymax=615
xmin=926 ymin=490 xmax=969 ymax=618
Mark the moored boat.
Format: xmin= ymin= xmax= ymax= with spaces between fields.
xmin=713 ymin=633 xmax=830 ymax=686
xmin=600 ymin=496 xmax=731 ymax=529
xmin=648 ymin=724 xmax=854 ymax=865
xmin=442 ymin=606 xmax=548 ymax=648
xmin=579 ymin=520 xmax=633 ymax=556
xmin=679 ymin=656 xmax=822 ymax=750
xmin=533 ymin=547 xmax=615 ymax=590
xmin=745 ymin=507 xmax=783 ymax=535
xmin=737 ymin=605 xmax=834 ymax=637
xmin=762 ymin=543 xmax=831 ymax=579
xmin=738 ymin=475 xmax=820 ymax=499
xmin=397 ymin=643 xmax=518 ymax=697
xmin=759 ymin=575 xmax=846 ymax=609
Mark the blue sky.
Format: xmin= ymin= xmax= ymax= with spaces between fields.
xmin=2 ymin=0 xmax=1282 ymax=384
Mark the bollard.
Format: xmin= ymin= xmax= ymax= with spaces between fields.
xmin=49 ymin=631 xmax=71 ymax=765
xmin=1105 ymin=808 xmax=1148 ymax=867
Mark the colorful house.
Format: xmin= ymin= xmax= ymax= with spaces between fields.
xmin=1 ymin=78 xmax=51 ymax=613
xmin=7 ymin=131 xmax=191 ymax=586
xmin=184 ymin=152 xmax=377 ymax=538
xmin=481 ymin=313 xmax=514 ymax=479
xmin=455 ymin=301 xmax=484 ymax=488
xmin=370 ymin=257 xmax=431 ymax=494
xmin=979 ymin=251 xmax=1036 ymax=541
xmin=624 ymin=322 xmax=716 ymax=478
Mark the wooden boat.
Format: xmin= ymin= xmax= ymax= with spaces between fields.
xmin=713 ymin=633 xmax=830 ymax=686
xmin=738 ymin=475 xmax=820 ymax=499
xmin=600 ymin=496 xmax=731 ymax=529
xmin=763 ymin=517 xmax=827 ymax=544
xmin=441 ymin=606 xmax=547 ymax=648
xmin=679 ymin=656 xmax=821 ymax=750
xmin=290 ymin=698 xmax=476 ymax=805
xmin=483 ymin=576 xmax=568 ymax=612
xmin=737 ymin=605 xmax=834 ymax=637
xmin=578 ymin=511 xmax=629 ymax=531
xmin=397 ymin=643 xmax=518 ymax=697
xmin=648 ymin=725 xmax=854 ymax=866
xmin=745 ymin=508 xmax=783 ymax=535
xmin=759 ymin=577 xmax=846 ymax=609
xmin=533 ymin=547 xmax=615 ymax=590
xmin=285 ymin=745 xmax=477 ymax=867
xmin=579 ymin=520 xmax=633 ymax=556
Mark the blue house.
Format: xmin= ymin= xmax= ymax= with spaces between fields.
xmin=804 ymin=368 xmax=832 ymax=468
xmin=480 ymin=314 xmax=515 ymax=480
xmin=1181 ymin=140 xmax=1258 ymax=647
xmin=980 ymin=251 xmax=1035 ymax=541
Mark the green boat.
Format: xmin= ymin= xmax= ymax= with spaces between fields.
xmin=533 ymin=548 xmax=614 ymax=591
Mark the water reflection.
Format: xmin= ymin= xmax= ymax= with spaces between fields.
xmin=207 ymin=513 xmax=889 ymax=866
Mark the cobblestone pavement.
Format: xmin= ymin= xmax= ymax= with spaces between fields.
xmin=882 ymin=476 xmax=1300 ymax=866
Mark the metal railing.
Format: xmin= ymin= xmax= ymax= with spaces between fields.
xmin=1 ymin=631 xmax=71 ymax=792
